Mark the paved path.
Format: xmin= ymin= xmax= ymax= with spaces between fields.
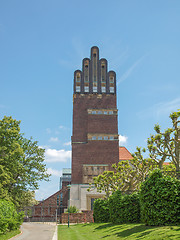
xmin=10 ymin=222 xmax=57 ymax=240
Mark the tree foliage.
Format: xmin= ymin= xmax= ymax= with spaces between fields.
xmin=88 ymin=171 xmax=117 ymax=198
xmin=88 ymin=147 xmax=156 ymax=197
xmin=0 ymin=199 xmax=24 ymax=233
xmin=0 ymin=116 xmax=50 ymax=209
xmin=140 ymin=169 xmax=180 ymax=226
xmin=93 ymin=198 xmax=110 ymax=223
xmin=109 ymin=191 xmax=140 ymax=224
xmin=147 ymin=110 xmax=180 ymax=171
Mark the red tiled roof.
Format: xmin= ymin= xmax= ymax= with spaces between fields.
xmin=119 ymin=147 xmax=133 ymax=160
xmin=163 ymin=162 xmax=170 ymax=165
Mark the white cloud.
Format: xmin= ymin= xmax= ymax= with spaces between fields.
xmin=47 ymin=168 xmax=62 ymax=177
xmin=45 ymin=148 xmax=71 ymax=162
xmin=46 ymin=128 xmax=52 ymax=134
xmin=59 ymin=125 xmax=65 ymax=129
xmin=49 ymin=137 xmax=59 ymax=142
xmin=117 ymin=55 xmax=146 ymax=85
xmin=137 ymin=97 xmax=180 ymax=120
xmin=63 ymin=141 xmax=71 ymax=146
xmin=155 ymin=98 xmax=180 ymax=117
xmin=119 ymin=135 xmax=128 ymax=146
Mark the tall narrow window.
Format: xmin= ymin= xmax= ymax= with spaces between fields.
xmin=109 ymin=74 xmax=115 ymax=93
xmin=101 ymin=62 xmax=106 ymax=93
xmin=84 ymin=61 xmax=89 ymax=92
xmin=76 ymin=72 xmax=81 ymax=92
xmin=92 ymin=52 xmax=97 ymax=93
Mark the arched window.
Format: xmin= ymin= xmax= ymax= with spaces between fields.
xmin=84 ymin=61 xmax=89 ymax=92
xmin=75 ymin=72 xmax=81 ymax=92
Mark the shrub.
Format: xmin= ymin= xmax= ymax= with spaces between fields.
xmin=109 ymin=191 xmax=140 ymax=223
xmin=140 ymin=169 xmax=180 ymax=226
xmin=93 ymin=198 xmax=110 ymax=223
xmin=109 ymin=190 xmax=122 ymax=223
xmin=0 ymin=199 xmax=24 ymax=233
xmin=66 ymin=206 xmax=79 ymax=213
xmin=119 ymin=193 xmax=140 ymax=223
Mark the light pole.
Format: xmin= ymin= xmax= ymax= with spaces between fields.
xmin=67 ymin=185 xmax=71 ymax=227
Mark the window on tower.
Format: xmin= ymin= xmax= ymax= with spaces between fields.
xmin=85 ymin=86 xmax=89 ymax=92
xmin=110 ymin=87 xmax=114 ymax=93
xmin=87 ymin=109 xmax=117 ymax=115
xmin=76 ymin=86 xmax=80 ymax=92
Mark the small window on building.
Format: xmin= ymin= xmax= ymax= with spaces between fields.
xmin=92 ymin=136 xmax=96 ymax=140
xmin=76 ymin=86 xmax=80 ymax=92
xmin=104 ymin=111 xmax=108 ymax=115
xmin=84 ymin=86 xmax=89 ymax=92
xmin=101 ymin=87 xmax=106 ymax=93
xmin=109 ymin=111 xmax=113 ymax=115
xmin=110 ymin=87 xmax=114 ymax=93
xmin=104 ymin=136 xmax=108 ymax=140
xmin=92 ymin=111 xmax=96 ymax=114
xmin=85 ymin=76 xmax=89 ymax=82
xmin=93 ymin=86 xmax=97 ymax=92
xmin=98 ymin=111 xmax=102 ymax=114
xmin=98 ymin=136 xmax=102 ymax=140
xmin=76 ymin=76 xmax=80 ymax=82
xmin=109 ymin=136 xmax=114 ymax=140
xmin=109 ymin=76 xmax=114 ymax=83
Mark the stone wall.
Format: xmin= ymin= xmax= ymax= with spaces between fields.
xmin=60 ymin=210 xmax=94 ymax=224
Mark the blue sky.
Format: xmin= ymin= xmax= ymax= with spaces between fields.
xmin=0 ymin=0 xmax=180 ymax=200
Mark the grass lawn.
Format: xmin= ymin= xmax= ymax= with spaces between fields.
xmin=58 ymin=223 xmax=180 ymax=240
xmin=0 ymin=229 xmax=21 ymax=240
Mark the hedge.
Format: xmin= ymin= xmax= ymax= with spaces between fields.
xmin=93 ymin=198 xmax=110 ymax=223
xmin=140 ymin=169 xmax=180 ymax=226
xmin=109 ymin=190 xmax=140 ymax=224
xmin=0 ymin=199 xmax=24 ymax=233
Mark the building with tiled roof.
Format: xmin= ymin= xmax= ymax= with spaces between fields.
xmin=119 ymin=146 xmax=133 ymax=161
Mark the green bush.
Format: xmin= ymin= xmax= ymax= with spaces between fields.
xmin=66 ymin=206 xmax=79 ymax=213
xmin=140 ymin=169 xmax=180 ymax=226
xmin=109 ymin=191 xmax=140 ymax=223
xmin=93 ymin=198 xmax=110 ymax=223
xmin=0 ymin=199 xmax=24 ymax=233
xmin=109 ymin=190 xmax=122 ymax=223
xmin=119 ymin=193 xmax=140 ymax=223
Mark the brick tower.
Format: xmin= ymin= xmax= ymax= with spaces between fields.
xmin=70 ymin=46 xmax=119 ymax=210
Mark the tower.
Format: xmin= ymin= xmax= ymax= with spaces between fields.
xmin=70 ymin=46 xmax=119 ymax=210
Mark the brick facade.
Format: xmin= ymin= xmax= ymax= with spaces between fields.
xmin=31 ymin=181 xmax=70 ymax=220
xmin=71 ymin=46 xmax=119 ymax=184
xmin=60 ymin=210 xmax=94 ymax=224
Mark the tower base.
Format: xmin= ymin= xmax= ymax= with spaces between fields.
xmin=69 ymin=184 xmax=105 ymax=211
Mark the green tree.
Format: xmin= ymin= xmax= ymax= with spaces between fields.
xmin=112 ymin=147 xmax=156 ymax=191
xmin=147 ymin=110 xmax=180 ymax=171
xmin=88 ymin=171 xmax=117 ymax=198
xmin=0 ymin=116 xmax=50 ymax=209
xmin=0 ymin=199 xmax=24 ymax=233
xmin=88 ymin=147 xmax=156 ymax=197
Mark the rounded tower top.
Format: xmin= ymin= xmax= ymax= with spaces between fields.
xmin=74 ymin=47 xmax=116 ymax=95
